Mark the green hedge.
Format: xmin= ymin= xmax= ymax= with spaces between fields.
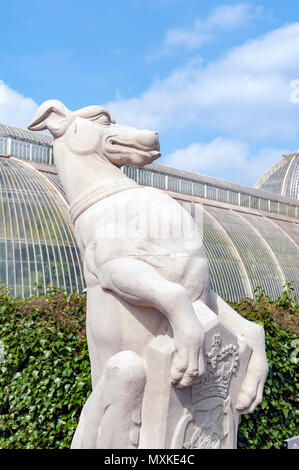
xmin=0 ymin=285 xmax=91 ymax=449
xmin=230 ymin=285 xmax=298 ymax=449
xmin=0 ymin=284 xmax=297 ymax=449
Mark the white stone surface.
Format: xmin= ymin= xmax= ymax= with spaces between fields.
xmin=28 ymin=101 xmax=269 ymax=449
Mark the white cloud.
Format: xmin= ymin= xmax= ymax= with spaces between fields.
xmin=208 ymin=3 xmax=257 ymax=30
xmin=107 ymin=22 xmax=299 ymax=142
xmin=152 ymin=3 xmax=260 ymax=56
xmin=0 ymin=81 xmax=38 ymax=129
xmin=162 ymin=138 xmax=289 ymax=186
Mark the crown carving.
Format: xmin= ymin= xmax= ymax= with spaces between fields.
xmin=192 ymin=334 xmax=239 ymax=403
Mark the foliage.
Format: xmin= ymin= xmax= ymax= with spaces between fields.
xmin=0 ymin=285 xmax=91 ymax=449
xmin=0 ymin=283 xmax=297 ymax=449
xmin=229 ymin=284 xmax=299 ymax=449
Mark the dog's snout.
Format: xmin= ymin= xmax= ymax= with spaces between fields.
xmin=135 ymin=130 xmax=159 ymax=149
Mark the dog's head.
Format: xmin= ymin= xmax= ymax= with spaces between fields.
xmin=28 ymin=100 xmax=161 ymax=167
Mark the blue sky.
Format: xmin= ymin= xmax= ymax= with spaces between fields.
xmin=1 ymin=0 xmax=299 ymax=186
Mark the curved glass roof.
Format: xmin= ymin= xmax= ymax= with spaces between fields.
xmin=255 ymin=152 xmax=299 ymax=200
xmin=179 ymin=201 xmax=299 ymax=301
xmin=21 ymin=159 xmax=299 ymax=302
xmin=0 ymin=121 xmax=298 ymax=301
xmin=0 ymin=157 xmax=84 ymax=297
xmin=0 ymin=123 xmax=52 ymax=145
xmin=123 ymin=164 xmax=298 ymax=218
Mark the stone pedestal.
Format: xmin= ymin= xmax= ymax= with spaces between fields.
xmin=139 ymin=309 xmax=251 ymax=449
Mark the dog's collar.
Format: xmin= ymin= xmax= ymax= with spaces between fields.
xmin=69 ymin=179 xmax=138 ymax=224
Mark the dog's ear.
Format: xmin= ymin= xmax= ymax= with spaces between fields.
xmin=28 ymin=100 xmax=72 ymax=138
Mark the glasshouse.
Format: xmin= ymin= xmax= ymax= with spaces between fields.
xmin=0 ymin=122 xmax=298 ymax=301
xmin=255 ymin=151 xmax=299 ymax=199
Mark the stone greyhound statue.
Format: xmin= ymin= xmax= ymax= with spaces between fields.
xmin=28 ymin=100 xmax=268 ymax=449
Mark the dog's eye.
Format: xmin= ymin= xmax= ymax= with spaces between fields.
xmin=96 ymin=113 xmax=111 ymax=126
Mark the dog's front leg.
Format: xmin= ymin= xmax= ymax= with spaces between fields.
xmin=91 ymin=256 xmax=206 ymax=389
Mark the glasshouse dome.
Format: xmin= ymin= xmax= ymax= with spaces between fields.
xmin=0 ymin=125 xmax=84 ymax=297
xmin=0 ymin=122 xmax=298 ymax=301
xmin=255 ymin=151 xmax=299 ymax=200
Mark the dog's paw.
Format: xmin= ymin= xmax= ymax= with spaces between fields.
xmin=170 ymin=327 xmax=205 ymax=388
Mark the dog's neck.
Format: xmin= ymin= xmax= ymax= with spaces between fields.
xmin=53 ymin=139 xmax=137 ymax=208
